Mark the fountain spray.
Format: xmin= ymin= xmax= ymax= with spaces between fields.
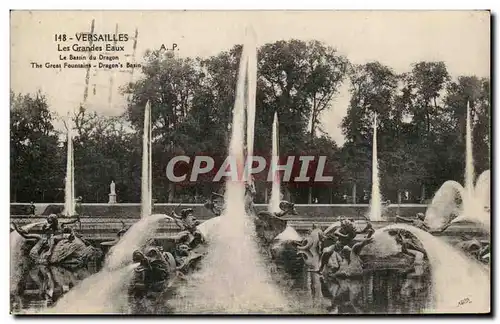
xmin=269 ymin=111 xmax=281 ymax=213
xmin=425 ymin=101 xmax=490 ymax=231
xmin=141 ymin=101 xmax=152 ymax=218
xmin=383 ymin=224 xmax=489 ymax=313
xmin=63 ymin=118 xmax=76 ymax=216
xmin=246 ymin=32 xmax=257 ymax=182
xmin=369 ymin=113 xmax=383 ymax=221
xmin=179 ymin=27 xmax=287 ymax=313
xmin=464 ymin=101 xmax=475 ymax=202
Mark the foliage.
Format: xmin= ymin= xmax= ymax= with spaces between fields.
xmin=10 ymin=91 xmax=62 ymax=202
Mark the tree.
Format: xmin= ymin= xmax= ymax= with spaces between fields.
xmin=10 ymin=91 xmax=62 ymax=202
xmin=404 ymin=62 xmax=450 ymax=134
xmin=389 ymin=62 xmax=450 ymax=200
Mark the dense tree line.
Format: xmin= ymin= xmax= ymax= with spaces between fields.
xmin=10 ymin=40 xmax=490 ymax=204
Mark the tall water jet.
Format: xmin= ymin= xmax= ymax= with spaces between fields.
xmin=269 ymin=111 xmax=281 ymax=213
xmin=369 ymin=113 xmax=382 ymax=221
xmin=181 ymin=29 xmax=287 ymax=313
xmin=141 ymin=101 xmax=153 ymax=218
xmin=383 ymin=224 xmax=489 ymax=313
xmin=63 ymin=121 xmax=76 ymax=216
xmin=464 ymin=101 xmax=474 ymax=200
xmin=245 ymin=31 xmax=257 ymax=182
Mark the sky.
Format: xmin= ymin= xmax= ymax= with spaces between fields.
xmin=10 ymin=10 xmax=490 ymax=145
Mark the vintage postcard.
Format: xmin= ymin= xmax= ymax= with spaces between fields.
xmin=10 ymin=10 xmax=490 ymax=315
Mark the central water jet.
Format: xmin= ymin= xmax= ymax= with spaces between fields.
xmin=182 ymin=28 xmax=287 ymax=313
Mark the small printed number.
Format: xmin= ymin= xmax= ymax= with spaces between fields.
xmin=55 ymin=34 xmax=67 ymax=42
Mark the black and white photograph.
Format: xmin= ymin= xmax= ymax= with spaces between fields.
xmin=9 ymin=10 xmax=491 ymax=315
